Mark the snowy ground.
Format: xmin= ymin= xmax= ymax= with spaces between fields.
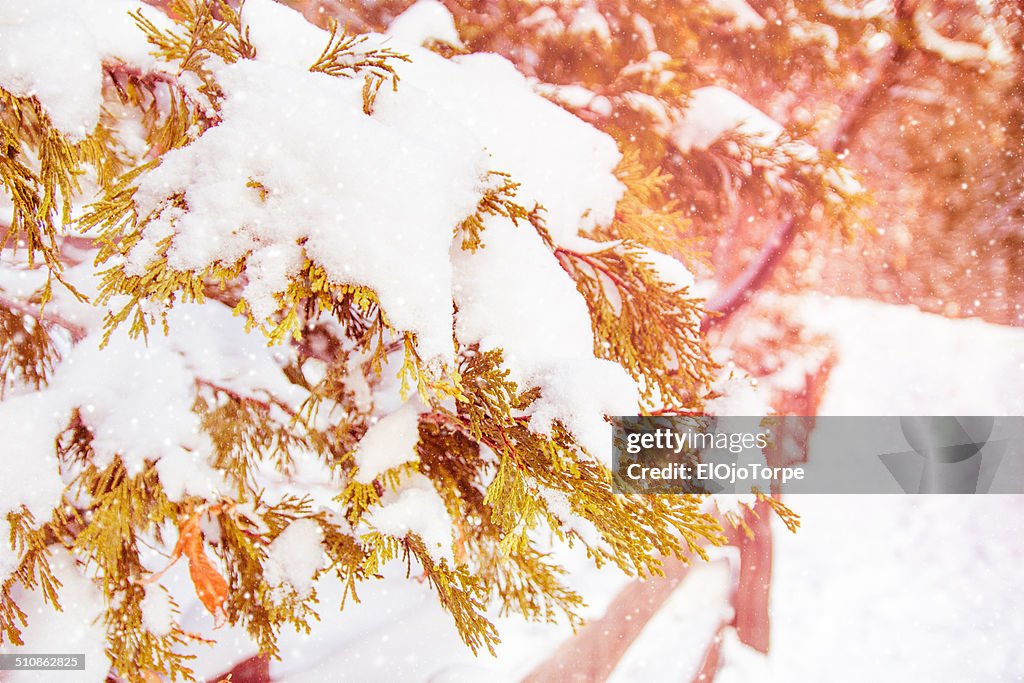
xmin=742 ymin=296 xmax=1024 ymax=681
xmin=798 ymin=295 xmax=1024 ymax=416
xmin=750 ymin=495 xmax=1024 ymax=682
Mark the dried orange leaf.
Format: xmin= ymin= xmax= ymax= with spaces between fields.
xmin=183 ymin=531 xmax=230 ymax=624
xmin=144 ymin=509 xmax=230 ymax=625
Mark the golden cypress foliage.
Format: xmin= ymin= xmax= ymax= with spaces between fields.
xmin=0 ymin=3 xmax=783 ymax=681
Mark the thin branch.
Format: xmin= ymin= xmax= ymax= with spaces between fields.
xmin=701 ymin=214 xmax=798 ymax=328
xmin=195 ymin=377 xmax=298 ymax=418
xmin=0 ymin=293 xmax=88 ymax=342
xmin=2 ymin=226 xmax=96 ymax=267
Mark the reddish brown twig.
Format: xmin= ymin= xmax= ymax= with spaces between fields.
xmin=0 ymin=293 xmax=88 ymax=342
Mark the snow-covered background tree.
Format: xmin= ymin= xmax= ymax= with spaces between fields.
xmin=1 ymin=0 xmax=1022 ymax=681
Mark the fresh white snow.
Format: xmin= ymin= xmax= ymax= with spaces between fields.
xmin=364 ymin=472 xmax=455 ymax=565
xmin=0 ymin=0 xmax=166 ymax=139
xmin=672 ymin=86 xmax=784 ymax=153
xmin=264 ymin=518 xmax=327 ymax=598
xmin=353 ymin=400 xmax=423 ymax=484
